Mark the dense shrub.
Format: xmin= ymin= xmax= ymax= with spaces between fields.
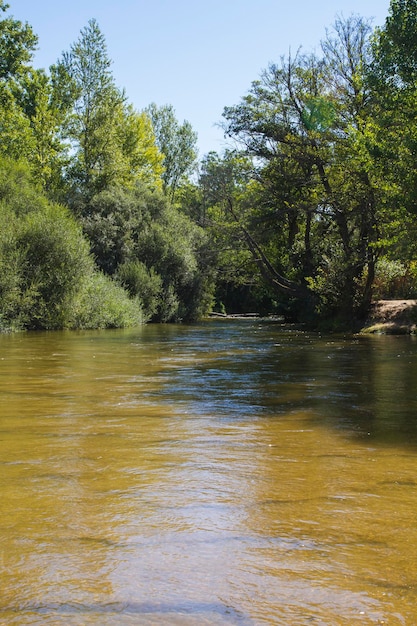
xmin=0 ymin=160 xmax=83 ymax=330
xmin=0 ymin=159 xmax=145 ymax=331
xmin=0 ymin=206 xmax=28 ymax=331
xmin=65 ymin=271 xmax=144 ymax=329
xmin=79 ymin=184 xmax=216 ymax=322
xmin=0 ymin=158 xmax=48 ymax=215
xmin=116 ymin=260 xmax=162 ymax=321
xmin=16 ymin=203 xmax=93 ymax=329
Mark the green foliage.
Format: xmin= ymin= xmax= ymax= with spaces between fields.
xmin=0 ymin=203 xmax=26 ymax=330
xmin=371 ymin=258 xmax=417 ymax=299
xmin=19 ymin=68 xmax=71 ymax=196
xmin=16 ymin=202 xmax=92 ymax=329
xmin=79 ymin=184 xmax=216 ymax=322
xmin=0 ymin=6 xmax=72 ymax=197
xmin=4 ymin=3 xmax=417 ymax=330
xmin=0 ymin=159 xmax=96 ymax=331
xmin=66 ymin=271 xmax=144 ymax=330
xmin=373 ymin=0 xmax=417 ymax=86
xmin=79 ymin=186 xmax=140 ymax=274
xmin=218 ymin=15 xmax=399 ymax=322
xmin=197 ymin=150 xmax=259 ymax=312
xmin=305 ymin=243 xmax=356 ymax=318
xmin=0 ymin=158 xmax=144 ymax=332
xmin=116 ymin=107 xmax=164 ymax=189
xmin=0 ymin=1 xmax=37 ymax=80
xmin=116 ymin=260 xmax=162 ymax=320
xmin=0 ymin=82 xmax=35 ymax=161
xmin=135 ymin=205 xmax=215 ymax=321
xmin=60 ymin=19 xmax=126 ymax=196
xmin=0 ymin=207 xmax=91 ymax=331
xmin=146 ymin=102 xmax=198 ymax=199
xmin=369 ymin=1 xmax=417 ymax=216
xmin=59 ymin=20 xmax=163 ymax=200
xmin=0 ymin=157 xmax=45 ymax=213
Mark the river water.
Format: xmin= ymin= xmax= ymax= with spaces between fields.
xmin=1 ymin=320 xmax=417 ymax=625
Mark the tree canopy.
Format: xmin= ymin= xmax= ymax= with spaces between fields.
xmin=212 ymin=10 xmax=417 ymax=325
xmin=146 ymin=102 xmax=198 ymax=200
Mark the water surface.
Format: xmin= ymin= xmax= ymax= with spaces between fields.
xmin=1 ymin=320 xmax=417 ymax=625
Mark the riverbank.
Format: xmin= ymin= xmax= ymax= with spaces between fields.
xmin=210 ymin=301 xmax=417 ymax=334
xmin=360 ymin=299 xmax=417 ymax=334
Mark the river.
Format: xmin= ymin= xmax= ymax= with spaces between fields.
xmin=1 ymin=320 xmax=416 ymax=625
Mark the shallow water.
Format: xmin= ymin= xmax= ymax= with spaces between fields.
xmin=1 ymin=320 xmax=417 ymax=625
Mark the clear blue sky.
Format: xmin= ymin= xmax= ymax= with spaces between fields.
xmin=11 ymin=0 xmax=391 ymax=157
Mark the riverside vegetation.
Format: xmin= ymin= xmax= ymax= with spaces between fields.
xmin=1 ymin=0 xmax=417 ymax=332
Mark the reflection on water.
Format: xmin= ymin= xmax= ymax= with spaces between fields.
xmin=1 ymin=321 xmax=417 ymax=625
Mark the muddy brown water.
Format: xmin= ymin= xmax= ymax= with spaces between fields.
xmin=1 ymin=320 xmax=417 ymax=625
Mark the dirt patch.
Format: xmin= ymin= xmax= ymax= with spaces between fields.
xmin=362 ymin=299 xmax=417 ymax=334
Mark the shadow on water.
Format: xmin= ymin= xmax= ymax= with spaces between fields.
xmin=143 ymin=319 xmax=417 ymax=449
xmin=1 ymin=319 xmax=416 ymax=449
xmin=286 ymin=330 xmax=417 ymax=448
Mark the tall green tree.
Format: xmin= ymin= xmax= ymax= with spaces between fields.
xmin=221 ymin=15 xmax=389 ymax=324
xmin=115 ymin=105 xmax=164 ymax=190
xmin=0 ymin=1 xmax=37 ymax=80
xmin=146 ymin=102 xmax=198 ymax=200
xmin=18 ymin=68 xmax=71 ymax=195
xmin=0 ymin=2 xmax=37 ymax=162
xmin=370 ymin=0 xmax=417 ymax=215
xmin=0 ymin=4 xmax=71 ymax=195
xmin=0 ymin=80 xmax=34 ymax=161
xmin=58 ymin=19 xmax=163 ymax=200
xmin=59 ymin=18 xmax=126 ymax=197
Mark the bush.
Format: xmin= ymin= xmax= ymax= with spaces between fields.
xmin=116 ymin=260 xmax=162 ymax=321
xmin=0 ymin=158 xmax=145 ymax=332
xmin=80 ymin=184 xmax=217 ymax=322
xmin=17 ymin=203 xmax=93 ymax=329
xmin=159 ymin=284 xmax=181 ymax=322
xmin=0 ymin=206 xmax=28 ymax=331
xmin=65 ymin=272 xmax=144 ymax=329
xmin=0 ymin=158 xmax=48 ymax=216
xmin=0 ymin=159 xmax=92 ymax=330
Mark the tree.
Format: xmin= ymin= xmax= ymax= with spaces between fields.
xmin=0 ymin=2 xmax=37 ymax=162
xmin=58 ymin=19 xmax=163 ymax=200
xmin=220 ymin=15 xmax=389 ymax=325
xmin=198 ymin=150 xmax=264 ymax=313
xmin=146 ymin=102 xmax=198 ymax=199
xmin=115 ymin=106 xmax=164 ymax=190
xmin=373 ymin=0 xmax=417 ymax=86
xmin=59 ymin=19 xmax=126 ymax=197
xmin=18 ymin=68 xmax=72 ymax=195
xmin=0 ymin=5 xmax=72 ymax=196
xmin=0 ymin=81 xmax=35 ymax=161
xmin=370 ymin=0 xmax=417 ymax=214
xmin=0 ymin=1 xmax=37 ymax=81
